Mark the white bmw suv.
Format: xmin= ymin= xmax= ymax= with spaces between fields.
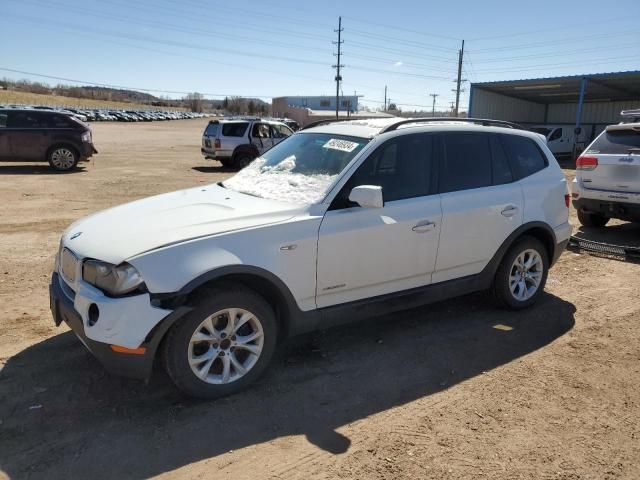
xmin=50 ymin=117 xmax=571 ymax=398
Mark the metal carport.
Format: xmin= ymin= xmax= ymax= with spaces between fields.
xmin=468 ymin=71 xmax=640 ymax=142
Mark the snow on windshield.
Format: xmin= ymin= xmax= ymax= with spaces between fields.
xmin=223 ymin=156 xmax=338 ymax=205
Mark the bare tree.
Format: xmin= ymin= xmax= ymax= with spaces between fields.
xmin=185 ymin=92 xmax=204 ymax=113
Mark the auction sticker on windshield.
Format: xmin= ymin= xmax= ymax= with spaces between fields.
xmin=323 ymin=138 xmax=360 ymax=153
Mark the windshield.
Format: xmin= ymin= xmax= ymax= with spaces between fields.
xmin=223 ymin=133 xmax=369 ymax=204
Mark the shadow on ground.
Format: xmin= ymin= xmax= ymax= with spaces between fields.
xmin=0 ymin=164 xmax=86 ymax=175
xmin=572 ymin=221 xmax=640 ymax=248
xmin=192 ymin=165 xmax=237 ymax=174
xmin=0 ymin=293 xmax=575 ymax=479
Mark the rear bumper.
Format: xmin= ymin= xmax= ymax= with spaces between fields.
xmin=49 ymin=272 xmax=188 ymax=380
xmin=573 ymin=197 xmax=640 ymax=222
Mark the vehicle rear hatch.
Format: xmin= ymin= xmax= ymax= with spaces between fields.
xmin=579 ymin=124 xmax=640 ymax=193
xmin=203 ymin=121 xmax=219 ymax=149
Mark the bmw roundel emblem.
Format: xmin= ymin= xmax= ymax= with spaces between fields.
xmin=70 ymin=232 xmax=83 ymax=240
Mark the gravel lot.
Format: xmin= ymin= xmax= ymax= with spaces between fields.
xmin=0 ymin=118 xmax=638 ymax=480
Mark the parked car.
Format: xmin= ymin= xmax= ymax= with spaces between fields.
xmin=201 ymin=117 xmax=294 ymax=168
xmin=50 ymin=117 xmax=571 ymax=398
xmin=571 ymin=111 xmax=640 ymax=227
xmin=0 ymin=109 xmax=97 ymax=171
xmin=530 ymin=124 xmax=591 ymax=156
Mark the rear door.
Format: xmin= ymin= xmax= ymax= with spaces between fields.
xmin=202 ymin=121 xmax=218 ymax=154
xmin=6 ymin=111 xmax=49 ymax=160
xmin=580 ymin=126 xmax=640 ymax=193
xmin=433 ymin=132 xmax=523 ymax=283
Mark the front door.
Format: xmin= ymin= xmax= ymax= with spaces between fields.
xmin=250 ymin=123 xmax=274 ymax=154
xmin=316 ymin=133 xmax=442 ymax=308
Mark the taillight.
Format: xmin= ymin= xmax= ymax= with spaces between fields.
xmin=576 ymin=156 xmax=598 ymax=170
xmin=214 ymin=139 xmax=221 ymax=149
xmin=564 ymin=194 xmax=570 ymax=208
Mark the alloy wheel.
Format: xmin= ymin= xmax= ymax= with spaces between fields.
xmin=509 ymin=249 xmax=544 ymax=301
xmin=188 ymin=308 xmax=264 ymax=384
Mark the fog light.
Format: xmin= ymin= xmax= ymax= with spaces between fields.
xmin=88 ymin=303 xmax=99 ymax=326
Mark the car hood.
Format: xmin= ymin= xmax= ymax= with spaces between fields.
xmin=62 ymin=184 xmax=304 ymax=264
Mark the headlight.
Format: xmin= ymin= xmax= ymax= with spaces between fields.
xmin=81 ymin=131 xmax=91 ymax=143
xmin=83 ymin=260 xmax=145 ymax=296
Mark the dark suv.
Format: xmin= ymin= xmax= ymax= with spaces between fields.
xmin=0 ymin=109 xmax=97 ymax=171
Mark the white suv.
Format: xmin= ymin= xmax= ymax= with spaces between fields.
xmin=50 ymin=117 xmax=571 ymax=398
xmin=572 ymin=111 xmax=640 ymax=227
xmin=201 ymin=118 xmax=293 ymax=169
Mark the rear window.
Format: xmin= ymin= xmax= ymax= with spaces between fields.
xmin=587 ymin=129 xmax=640 ymax=155
xmin=500 ymin=135 xmax=547 ymax=179
xmin=221 ymin=123 xmax=248 ymax=137
xmin=204 ymin=123 xmax=219 ymax=136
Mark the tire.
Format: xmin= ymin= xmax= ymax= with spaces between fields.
xmin=163 ymin=286 xmax=278 ymax=399
xmin=48 ymin=145 xmax=79 ymax=172
xmin=231 ymin=148 xmax=256 ymax=169
xmin=493 ymin=236 xmax=549 ymax=310
xmin=577 ymin=209 xmax=609 ymax=228
xmin=219 ymin=158 xmax=233 ymax=168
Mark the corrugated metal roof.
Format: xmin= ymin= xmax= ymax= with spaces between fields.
xmin=472 ymin=71 xmax=640 ymax=104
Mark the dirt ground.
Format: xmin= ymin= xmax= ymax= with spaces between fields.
xmin=0 ymin=119 xmax=638 ymax=480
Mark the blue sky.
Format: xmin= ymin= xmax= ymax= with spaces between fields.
xmin=1 ymin=0 xmax=639 ymax=111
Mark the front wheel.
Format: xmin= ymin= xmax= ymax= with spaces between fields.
xmin=493 ymin=236 xmax=549 ymax=310
xmin=48 ymin=146 xmax=79 ymax=172
xmin=163 ymin=287 xmax=277 ymax=399
xmin=577 ymin=210 xmax=609 ymax=228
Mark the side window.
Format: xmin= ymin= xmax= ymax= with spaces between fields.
xmin=221 ymin=123 xmax=249 ymax=137
xmin=338 ymin=133 xmax=433 ymax=206
xmin=251 ymin=123 xmax=271 ymax=138
xmin=51 ymin=115 xmax=74 ymax=128
xmin=500 ymin=135 xmax=548 ymax=180
xmin=549 ymin=128 xmax=562 ymax=141
xmin=0 ymin=113 xmax=7 ymax=128
xmin=272 ymin=124 xmax=292 ymax=139
xmin=490 ymin=135 xmax=514 ymax=185
xmin=7 ymin=112 xmax=43 ymax=128
xmin=440 ymin=133 xmax=492 ymax=193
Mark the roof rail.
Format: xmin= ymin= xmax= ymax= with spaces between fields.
xmin=379 ymin=117 xmax=525 ymax=133
xmin=621 ymin=109 xmax=640 ymax=122
xmin=300 ymin=116 xmax=394 ymax=131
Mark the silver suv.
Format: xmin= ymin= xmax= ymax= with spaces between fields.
xmin=201 ymin=117 xmax=294 ymax=169
xmin=572 ymin=110 xmax=640 ymax=227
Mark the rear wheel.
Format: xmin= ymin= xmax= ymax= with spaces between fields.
xmin=163 ymin=287 xmax=277 ymax=399
xmin=577 ymin=210 xmax=609 ymax=228
xmin=493 ymin=236 xmax=549 ymax=310
xmin=233 ymin=153 xmax=254 ymax=169
xmin=48 ymin=145 xmax=79 ymax=172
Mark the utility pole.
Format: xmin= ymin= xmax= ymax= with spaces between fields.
xmin=384 ymin=85 xmax=387 ymax=111
xmin=333 ymin=16 xmax=344 ymax=119
xmin=430 ymin=93 xmax=439 ymax=117
xmin=454 ymin=39 xmax=465 ymax=117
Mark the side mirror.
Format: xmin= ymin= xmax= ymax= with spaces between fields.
xmin=348 ymin=185 xmax=384 ymax=208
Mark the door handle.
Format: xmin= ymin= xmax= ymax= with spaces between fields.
xmin=501 ymin=205 xmax=519 ymax=217
xmin=412 ymin=220 xmax=436 ymax=233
